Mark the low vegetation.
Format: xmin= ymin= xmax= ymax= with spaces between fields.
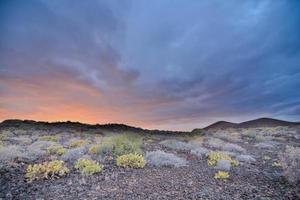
xmin=207 ymin=151 xmax=239 ymax=167
xmin=272 ymin=161 xmax=282 ymax=168
xmin=39 ymin=136 xmax=58 ymax=142
xmin=75 ymin=158 xmax=103 ymax=175
xmin=116 ymin=153 xmax=146 ymax=168
xmin=25 ymin=160 xmax=69 ymax=182
xmin=145 ymin=150 xmax=187 ymax=167
xmin=69 ymin=140 xmax=89 ymax=148
xmin=47 ymin=145 xmax=66 ymax=156
xmin=214 ymin=171 xmax=230 ymax=180
xmin=111 ymin=133 xmax=143 ymax=157
xmin=88 ymin=140 xmax=114 ymax=155
xmin=280 ymin=146 xmax=300 ymax=184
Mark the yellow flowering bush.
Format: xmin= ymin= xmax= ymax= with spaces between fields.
xmin=75 ymin=158 xmax=103 ymax=175
xmin=116 ymin=153 xmax=146 ymax=168
xmin=207 ymin=151 xmax=239 ymax=167
xmin=25 ymin=160 xmax=69 ymax=182
xmin=214 ymin=171 xmax=230 ymax=180
xmin=272 ymin=161 xmax=282 ymax=168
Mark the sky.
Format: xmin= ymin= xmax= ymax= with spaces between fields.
xmin=0 ymin=0 xmax=300 ymax=131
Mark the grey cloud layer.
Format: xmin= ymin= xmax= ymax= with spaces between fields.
xmin=1 ymin=0 xmax=300 ymax=129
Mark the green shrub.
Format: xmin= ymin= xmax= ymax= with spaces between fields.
xmin=88 ymin=140 xmax=114 ymax=155
xmin=47 ymin=145 xmax=66 ymax=156
xmin=69 ymin=140 xmax=89 ymax=148
xmin=116 ymin=153 xmax=146 ymax=168
xmin=75 ymin=158 xmax=103 ymax=175
xmin=207 ymin=151 xmax=239 ymax=167
xmin=243 ymin=132 xmax=264 ymax=142
xmin=39 ymin=136 xmax=58 ymax=142
xmin=111 ymin=134 xmax=143 ymax=157
xmin=25 ymin=160 xmax=69 ymax=182
xmin=214 ymin=171 xmax=229 ymax=180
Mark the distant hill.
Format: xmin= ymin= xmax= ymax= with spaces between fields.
xmin=204 ymin=117 xmax=300 ymax=130
xmin=0 ymin=119 xmax=189 ymax=135
xmin=204 ymin=121 xmax=237 ymax=129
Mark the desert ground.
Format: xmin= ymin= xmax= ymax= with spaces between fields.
xmin=0 ymin=119 xmax=299 ymax=200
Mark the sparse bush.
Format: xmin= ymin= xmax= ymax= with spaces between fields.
xmin=222 ymin=143 xmax=246 ymax=153
xmin=0 ymin=134 xmax=7 ymax=141
xmin=190 ymin=147 xmax=210 ymax=158
xmin=25 ymin=160 xmax=69 ymax=182
xmin=214 ymin=171 xmax=229 ymax=180
xmin=0 ymin=145 xmax=26 ymax=161
xmin=236 ymin=155 xmax=256 ymax=163
xmin=61 ymin=147 xmax=86 ymax=163
xmin=145 ymin=150 xmax=187 ymax=167
xmin=160 ymin=139 xmax=193 ymax=151
xmin=26 ymin=141 xmax=56 ymax=161
xmin=88 ymin=140 xmax=114 ymax=155
xmin=69 ymin=140 xmax=89 ymax=148
xmin=47 ymin=145 xmax=66 ymax=156
xmin=89 ymin=144 xmax=101 ymax=154
xmin=207 ymin=151 xmax=238 ymax=167
xmin=39 ymin=136 xmax=58 ymax=142
xmin=111 ymin=134 xmax=142 ymax=157
xmin=11 ymin=136 xmax=32 ymax=145
xmin=116 ymin=153 xmax=146 ymax=168
xmin=0 ymin=130 xmax=14 ymax=140
xmin=207 ymin=137 xmax=246 ymax=153
xmin=263 ymin=155 xmax=271 ymax=160
xmin=272 ymin=161 xmax=282 ymax=168
xmin=280 ymin=146 xmax=300 ymax=184
xmin=75 ymin=158 xmax=103 ymax=175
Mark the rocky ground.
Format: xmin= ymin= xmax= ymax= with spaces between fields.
xmin=0 ymin=121 xmax=300 ymax=200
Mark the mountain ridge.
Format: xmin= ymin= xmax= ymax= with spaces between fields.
xmin=1 ymin=117 xmax=300 ymax=132
xmin=204 ymin=117 xmax=300 ymax=130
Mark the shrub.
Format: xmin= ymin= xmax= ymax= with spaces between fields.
xmin=111 ymin=134 xmax=143 ymax=157
xmin=145 ymin=150 xmax=187 ymax=167
xmin=69 ymin=140 xmax=89 ymax=148
xmin=207 ymin=151 xmax=238 ymax=167
xmin=272 ymin=161 xmax=282 ymax=168
xmin=47 ymin=145 xmax=66 ymax=156
xmin=88 ymin=140 xmax=113 ymax=155
xmin=61 ymin=147 xmax=86 ymax=163
xmin=0 ymin=145 xmax=26 ymax=161
xmin=89 ymin=144 xmax=101 ymax=154
xmin=39 ymin=136 xmax=58 ymax=142
xmin=116 ymin=153 xmax=146 ymax=168
xmin=159 ymin=139 xmax=193 ymax=151
xmin=280 ymin=146 xmax=300 ymax=184
xmin=25 ymin=160 xmax=69 ymax=182
xmin=236 ymin=155 xmax=256 ymax=163
xmin=75 ymin=158 xmax=103 ymax=175
xmin=255 ymin=142 xmax=275 ymax=149
xmin=263 ymin=155 xmax=271 ymax=160
xmin=214 ymin=171 xmax=229 ymax=180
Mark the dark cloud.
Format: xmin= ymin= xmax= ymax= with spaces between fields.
xmin=0 ymin=0 xmax=300 ymax=130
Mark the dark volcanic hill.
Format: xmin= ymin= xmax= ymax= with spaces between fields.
xmin=0 ymin=119 xmax=189 ymax=135
xmin=203 ymin=121 xmax=237 ymax=130
xmin=204 ymin=117 xmax=300 ymax=130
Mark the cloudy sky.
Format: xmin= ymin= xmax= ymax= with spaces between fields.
xmin=1 ymin=0 xmax=300 ymax=130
